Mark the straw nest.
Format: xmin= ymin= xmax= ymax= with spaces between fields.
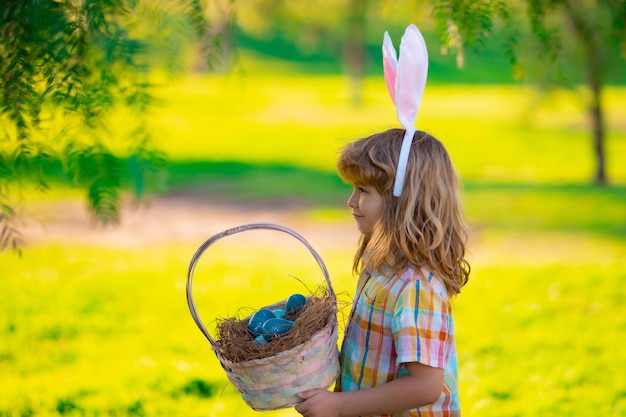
xmin=215 ymin=288 xmax=336 ymax=363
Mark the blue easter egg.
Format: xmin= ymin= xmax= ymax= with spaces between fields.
xmin=247 ymin=308 xmax=275 ymax=336
xmin=273 ymin=308 xmax=286 ymax=318
xmin=261 ymin=318 xmax=294 ymax=340
xmin=253 ymin=335 xmax=268 ymax=345
xmin=285 ymin=293 xmax=307 ymax=314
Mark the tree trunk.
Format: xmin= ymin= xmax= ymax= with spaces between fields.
xmin=589 ymin=63 xmax=607 ymax=185
xmin=343 ymin=0 xmax=367 ymax=106
xmin=563 ymin=0 xmax=607 ymax=185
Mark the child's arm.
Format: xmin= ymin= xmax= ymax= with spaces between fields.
xmin=295 ymin=361 xmax=443 ymax=417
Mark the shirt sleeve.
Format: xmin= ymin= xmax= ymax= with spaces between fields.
xmin=391 ymin=272 xmax=451 ymax=369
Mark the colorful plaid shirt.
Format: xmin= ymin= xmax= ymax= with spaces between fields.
xmin=338 ymin=265 xmax=460 ymax=417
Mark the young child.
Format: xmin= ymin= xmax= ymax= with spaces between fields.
xmin=295 ymin=25 xmax=470 ymax=417
xmin=295 ymin=128 xmax=470 ymax=417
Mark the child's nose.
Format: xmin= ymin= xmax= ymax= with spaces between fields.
xmin=347 ymin=190 xmax=359 ymax=208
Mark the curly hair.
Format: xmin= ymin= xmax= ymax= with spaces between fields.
xmin=337 ymin=128 xmax=470 ymax=295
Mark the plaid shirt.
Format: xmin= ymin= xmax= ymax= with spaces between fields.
xmin=338 ymin=265 xmax=460 ymax=417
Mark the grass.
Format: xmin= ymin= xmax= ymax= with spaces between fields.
xmin=1 ymin=73 xmax=626 ymax=416
xmin=2 ymin=232 xmax=625 ymax=416
xmin=457 ymin=260 xmax=626 ymax=416
xmin=150 ymin=76 xmax=626 ymax=182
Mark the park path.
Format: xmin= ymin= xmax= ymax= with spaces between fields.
xmin=20 ymin=194 xmax=359 ymax=250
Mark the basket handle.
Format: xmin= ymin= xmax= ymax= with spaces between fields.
xmin=186 ymin=222 xmax=335 ymax=346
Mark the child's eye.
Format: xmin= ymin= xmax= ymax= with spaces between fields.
xmin=357 ymin=186 xmax=367 ymax=193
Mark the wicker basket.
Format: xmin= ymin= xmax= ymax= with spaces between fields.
xmin=186 ymin=222 xmax=339 ymax=410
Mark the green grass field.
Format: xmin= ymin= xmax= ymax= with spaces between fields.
xmin=1 ymin=73 xmax=625 ymax=416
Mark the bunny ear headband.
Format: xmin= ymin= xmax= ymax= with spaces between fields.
xmin=382 ymin=24 xmax=429 ymax=197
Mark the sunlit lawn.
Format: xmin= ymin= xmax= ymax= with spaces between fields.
xmin=153 ymin=75 xmax=626 ymax=183
xmin=1 ymin=73 xmax=625 ymax=416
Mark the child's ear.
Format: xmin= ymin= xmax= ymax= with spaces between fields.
xmin=394 ymin=24 xmax=429 ymax=131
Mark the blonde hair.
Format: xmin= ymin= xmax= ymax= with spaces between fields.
xmin=337 ymin=128 xmax=470 ymax=296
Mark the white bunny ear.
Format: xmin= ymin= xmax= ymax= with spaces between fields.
xmin=395 ymin=24 xmax=428 ymax=131
xmin=382 ymin=31 xmax=398 ymax=104
xmin=383 ymin=24 xmax=429 ymax=197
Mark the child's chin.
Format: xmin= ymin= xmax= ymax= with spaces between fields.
xmin=355 ymin=223 xmax=372 ymax=235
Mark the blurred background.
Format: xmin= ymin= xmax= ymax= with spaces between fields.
xmin=1 ymin=1 xmax=625 ymax=416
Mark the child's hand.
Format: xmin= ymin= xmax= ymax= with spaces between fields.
xmin=295 ymin=389 xmax=341 ymax=417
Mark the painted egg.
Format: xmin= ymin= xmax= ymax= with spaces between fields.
xmin=285 ymin=293 xmax=307 ymax=314
xmin=273 ymin=309 xmax=286 ymax=318
xmin=253 ymin=335 xmax=268 ymax=345
xmin=261 ymin=318 xmax=294 ymax=340
xmin=247 ymin=308 xmax=275 ymax=336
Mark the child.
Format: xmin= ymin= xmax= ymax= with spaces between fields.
xmin=295 ymin=25 xmax=471 ymax=417
xmin=295 ymin=128 xmax=470 ymax=417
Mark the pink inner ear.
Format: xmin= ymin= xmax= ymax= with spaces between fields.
xmin=382 ymin=33 xmax=398 ymax=105
xmin=383 ymin=61 xmax=397 ymax=103
xmin=382 ymin=51 xmax=397 ymax=104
